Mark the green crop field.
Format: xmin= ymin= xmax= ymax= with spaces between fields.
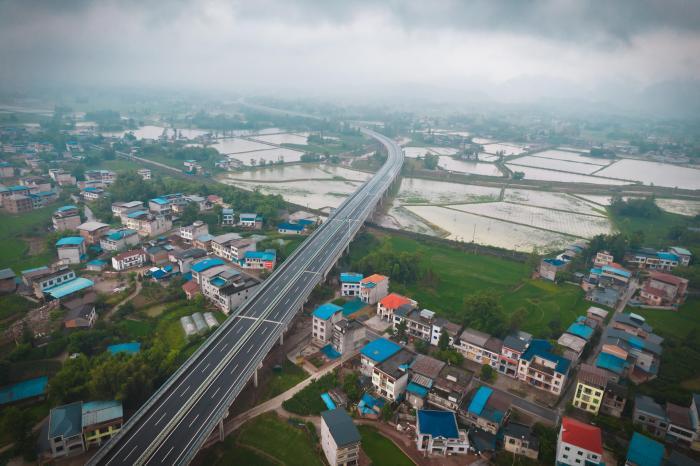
xmin=354 ymin=232 xmax=596 ymax=337
xmin=358 ymin=425 xmax=413 ymax=466
xmin=236 ymin=413 xmax=323 ymax=466
xmin=0 ymin=206 xmax=55 ymax=273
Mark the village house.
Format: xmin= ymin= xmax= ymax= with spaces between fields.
xmin=22 ymin=266 xmax=76 ymax=299
xmin=99 ymin=228 xmax=139 ymax=252
xmin=320 ymin=409 xmax=361 ymax=466
xmin=198 ymin=266 xmax=260 ymax=314
xmin=666 ymin=402 xmax=696 ymax=448
xmin=594 ymin=250 xmax=615 ymax=267
xmin=464 ymin=386 xmax=511 ymax=435
xmin=393 ymin=307 xmax=461 ymax=347
xmin=498 ymin=331 xmax=533 ymax=378
xmin=169 ymin=248 xmax=207 ymax=274
xmin=221 ymin=208 xmax=235 ymax=225
xmin=238 ymin=213 xmax=262 ymax=229
xmin=179 ymin=220 xmax=209 ymax=242
xmin=240 ymin=250 xmax=277 ymax=270
xmin=56 ymin=236 xmax=86 ymax=264
xmin=77 ymin=221 xmax=110 ymax=244
xmin=626 ymin=248 xmax=684 ymax=272
xmin=0 ymin=161 xmax=13 ymax=177
xmin=193 ymin=233 xmax=214 ymax=251
xmin=359 ymin=338 xmax=401 ymax=376
xmin=517 ymin=339 xmax=571 ymax=396
xmin=4 ymin=194 xmax=33 ymax=213
xmin=277 ymin=221 xmax=307 ymax=235
xmin=426 ymin=365 xmax=472 ymax=412
xmin=556 ymin=417 xmax=604 ymax=466
xmin=111 ymin=249 xmax=147 ymax=271
xmin=503 ymin=422 xmax=539 ymax=460
xmin=312 ymin=303 xmax=344 ymax=344
xmin=634 ymin=395 xmax=669 ymax=437
xmin=0 ymin=268 xmax=17 ymax=294
xmin=182 ymin=280 xmax=200 ymax=300
xmin=20 ymin=175 xmax=52 ymax=193
xmin=539 ymin=258 xmax=567 ymax=281
xmin=85 ymin=169 xmax=116 ymax=185
xmin=137 ymin=168 xmax=151 ymax=180
xmin=639 ymin=270 xmax=689 ymax=306
xmin=123 ymin=211 xmax=172 ymax=237
xmin=405 ymin=354 xmax=445 ymax=410
xmin=211 ymin=233 xmax=254 ymax=262
xmin=330 ymin=318 xmax=366 ymax=356
xmin=572 ymin=364 xmax=609 ymax=415
xmin=600 ymin=380 xmax=627 ymax=418
xmin=148 ymin=193 xmax=187 ymax=215
xmin=669 ymin=246 xmax=692 ymax=266
xmin=80 ymin=186 xmax=105 ymax=201
xmin=455 ymin=328 xmax=503 ymax=370
xmin=359 ymin=273 xmax=389 ymax=304
xmin=52 ymin=205 xmax=82 ymax=231
xmin=377 ymin=293 xmax=415 ymax=321
xmin=48 ymin=400 xmax=123 ymax=459
xmin=372 ymin=348 xmax=415 ymax=401
xmin=340 ymin=272 xmax=363 ymax=297
xmin=626 ymin=433 xmax=665 ymax=466
xmin=415 ymin=410 xmax=470 ymax=456
xmin=598 ymin=314 xmax=663 ymax=383
xmin=62 ymin=293 xmax=97 ymax=329
xmin=111 ymin=201 xmax=144 ymax=221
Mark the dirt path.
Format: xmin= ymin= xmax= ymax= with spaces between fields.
xmin=104 ymin=280 xmax=142 ymax=321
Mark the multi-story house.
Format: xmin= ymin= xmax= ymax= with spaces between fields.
xmin=503 ymin=423 xmax=539 ymax=460
xmin=331 ymin=318 xmax=366 ymax=356
xmin=277 ymin=222 xmax=306 ymax=235
xmin=572 ymin=364 xmax=609 ymax=415
xmin=416 ymin=410 xmax=470 ymax=456
xmin=49 ymin=402 xmax=85 ymax=458
xmin=372 ymin=348 xmax=415 ymax=401
xmin=52 ymin=205 xmax=82 ymax=231
xmin=111 ymin=249 xmax=147 ymax=271
xmin=221 ymin=208 xmax=235 ymax=225
xmin=169 ymin=248 xmax=207 ymax=274
xmin=600 ymin=380 xmax=627 ymax=418
xmin=99 ymin=229 xmax=139 ymax=252
xmin=626 ymin=433 xmax=665 ymax=466
xmin=56 ymin=236 xmax=86 ymax=264
xmin=359 ymin=338 xmax=401 ymax=376
xmin=240 ymin=250 xmax=276 ymax=270
xmin=312 ymin=303 xmax=344 ymax=344
xmin=359 ymin=273 xmax=389 ymax=304
xmin=320 ymin=409 xmax=361 ymax=466
xmin=455 ymin=328 xmax=503 ymax=370
xmin=81 ymin=401 xmax=123 ymax=450
xmin=594 ymin=250 xmax=615 ymax=267
xmin=124 ymin=211 xmax=172 ymax=237
xmin=22 ymin=266 xmax=77 ymax=299
xmin=80 ymin=187 xmax=105 ymax=200
xmin=426 ymin=365 xmax=472 ymax=412
xmin=179 ymin=220 xmax=209 ymax=242
xmin=405 ymin=355 xmax=445 ymax=410
xmin=340 ymin=272 xmax=363 ymax=297
xmin=498 ymin=332 xmax=532 ymax=378
xmin=111 ymin=201 xmax=144 ymax=220
xmin=465 ymin=386 xmax=511 ymax=435
xmin=669 ymin=247 xmax=692 ymax=267
xmin=556 ymin=417 xmax=604 ymax=466
xmin=211 ymin=233 xmax=244 ymax=261
xmin=148 ymin=193 xmax=186 ymax=215
xmin=77 ymin=221 xmax=110 ymax=244
xmin=667 ymin=403 xmax=696 ymax=448
xmin=634 ymin=395 xmax=669 ymax=437
xmin=238 ymin=213 xmax=262 ymax=229
xmin=4 ymin=194 xmax=33 ymax=212
xmin=198 ymin=266 xmax=260 ymax=314
xmin=137 ymin=168 xmax=151 ymax=180
xmin=85 ymin=169 xmax=116 ymax=185
xmin=393 ymin=307 xmax=461 ymax=348
xmin=517 ymin=339 xmax=570 ymax=396
xmin=639 ymin=271 xmax=689 ymax=306
xmin=377 ymin=293 xmax=415 ymax=321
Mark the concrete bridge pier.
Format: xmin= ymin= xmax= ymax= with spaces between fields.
xmin=253 ymin=362 xmax=264 ymax=387
xmin=279 ymin=326 xmax=287 ymax=345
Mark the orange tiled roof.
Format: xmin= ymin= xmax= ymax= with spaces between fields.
xmin=361 ymin=273 xmax=387 ymax=284
xmin=379 ymin=293 xmax=411 ymax=309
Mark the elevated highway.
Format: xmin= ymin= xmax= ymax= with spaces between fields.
xmin=88 ymin=128 xmax=403 ymax=465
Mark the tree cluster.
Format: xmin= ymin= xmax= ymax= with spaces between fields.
xmin=610 ymin=195 xmax=661 ymax=219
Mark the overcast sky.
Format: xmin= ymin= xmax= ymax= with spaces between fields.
xmin=1 ymin=0 xmax=699 ymax=107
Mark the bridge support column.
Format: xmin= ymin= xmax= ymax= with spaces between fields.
xmin=279 ymin=329 xmax=284 ymax=345
xmin=218 ymin=419 xmax=225 ymax=442
xmin=253 ymin=362 xmax=263 ymax=387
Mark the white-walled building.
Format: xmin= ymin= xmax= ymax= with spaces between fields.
xmin=415 ymin=410 xmax=469 ymax=456
xmin=112 ymin=249 xmax=147 ymax=271
xmin=179 ymin=221 xmax=209 ymax=241
xmin=340 ymin=272 xmax=363 ymax=297
xmin=359 ymin=273 xmax=389 ymax=304
xmin=556 ymin=417 xmax=604 ymax=466
xmin=320 ymin=409 xmax=361 ymax=466
xmin=56 ymin=237 xmax=86 ymax=264
xmin=312 ymin=303 xmax=344 ymax=344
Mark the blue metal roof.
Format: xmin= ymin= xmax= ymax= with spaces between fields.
xmin=521 ymin=339 xmax=571 ymax=374
xmin=196 ymin=233 xmax=214 ymax=242
xmin=543 ymin=258 xmax=566 ymax=267
xmin=9 ymin=185 xmax=28 ymax=191
xmin=126 ymin=210 xmax=147 ymax=218
xmin=56 ymin=236 xmax=85 ymax=246
xmin=417 ymin=410 xmax=459 ymax=438
xmin=602 ymin=264 xmax=631 ymax=278
xmin=45 ymin=277 xmax=94 ymax=299
xmin=342 ymin=299 xmax=365 ymax=316
xmin=595 ymin=352 xmax=627 ymax=375
xmin=107 ymin=342 xmax=141 ymax=355
xmin=312 ymin=303 xmax=343 ymax=320
xmin=49 ymin=401 xmax=83 ymax=438
xmin=57 ymin=205 xmax=78 ymax=212
xmin=627 ymin=432 xmax=664 ymax=466
xmin=245 ymin=250 xmax=276 ymax=261
xmin=657 ymin=251 xmax=679 ymax=262
xmin=566 ymin=323 xmax=594 ymax=340
xmin=406 ymin=382 xmax=429 ymax=398
xmin=340 ymin=272 xmax=363 ymax=283
xmin=150 ymin=197 xmax=169 ymax=205
xmin=297 ymin=219 xmax=314 ymax=226
xmin=106 ymin=229 xmax=136 ymax=240
xmin=87 ymin=259 xmax=107 ymax=266
xmin=468 ymin=386 xmax=493 ymax=416
xmin=191 ymin=258 xmax=225 ymax=273
xmin=360 ymin=338 xmax=401 ymax=363
xmin=278 ymin=222 xmax=305 ymax=231
xmin=0 ymin=376 xmax=48 ymax=406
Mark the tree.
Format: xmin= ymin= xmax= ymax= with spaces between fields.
xmin=508 ymin=307 xmax=528 ymax=333
xmin=480 ymin=364 xmax=496 ymax=382
xmin=526 ymin=246 xmax=541 ymax=271
xmin=437 ymin=329 xmax=450 ymax=351
xmin=461 ymin=292 xmax=506 ymax=337
xmin=394 ymin=319 xmax=407 ymax=341
xmin=422 ymin=153 xmax=439 ymax=170
xmin=381 ymin=402 xmax=394 ymax=422
xmin=513 ymin=171 xmax=525 ymax=180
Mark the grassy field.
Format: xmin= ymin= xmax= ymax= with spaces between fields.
xmin=633 ymin=298 xmax=700 ymax=340
xmin=609 ymin=209 xmax=688 ymax=248
xmin=235 ymin=413 xmax=323 ymax=466
xmin=0 ymin=206 xmax=55 ymax=273
xmin=203 ymin=443 xmax=278 ymax=466
xmin=358 ymin=425 xmax=413 ymax=466
xmin=260 ymin=359 xmax=308 ymax=402
xmin=0 ymin=294 xmax=35 ymax=323
xmin=354 ymin=232 xmax=593 ymax=337
xmin=282 ymin=373 xmax=338 ymax=416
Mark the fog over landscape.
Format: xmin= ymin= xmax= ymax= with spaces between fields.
xmin=1 ymin=0 xmax=700 ymax=115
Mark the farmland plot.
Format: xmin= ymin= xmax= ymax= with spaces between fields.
xmin=404 ymin=205 xmax=572 ymax=252
xmin=482 ymin=143 xmax=526 ymax=156
xmin=438 ymin=157 xmax=503 ymax=176
xmin=509 ymin=155 xmax=603 ymax=175
xmin=655 ymin=198 xmax=700 ymax=217
xmin=396 ymin=177 xmax=501 ymax=204
xmin=530 ymin=149 xmax=612 ymax=166
xmin=504 ymin=189 xmax=605 ymax=216
xmin=227 ymin=148 xmax=304 ymax=165
xmin=225 ymin=164 xmax=371 ymax=182
xmin=449 ymin=202 xmax=614 ymax=238
xmin=504 ymin=165 xmax=631 ymax=185
xmin=225 ymin=179 xmax=361 ymax=209
xmin=252 ymin=132 xmax=310 ymax=145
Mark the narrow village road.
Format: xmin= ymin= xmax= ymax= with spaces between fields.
xmin=104 ymin=280 xmax=142 ymax=321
